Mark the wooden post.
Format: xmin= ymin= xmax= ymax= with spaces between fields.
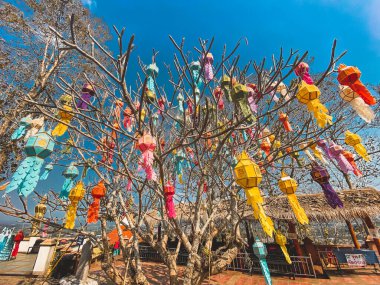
xmin=363 ymin=216 xmax=380 ymax=255
xmin=288 ymin=221 xmax=303 ymax=256
xmin=345 ymin=220 xmax=360 ymax=249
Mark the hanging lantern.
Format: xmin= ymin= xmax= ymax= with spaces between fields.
xmin=213 ymin=87 xmax=224 ymax=110
xmin=328 ymin=141 xmax=354 ymax=174
xmin=275 ymin=231 xmax=291 ymax=264
xmin=202 ymin=52 xmax=214 ymax=81
xmin=339 ymin=86 xmax=375 ymax=123
xmin=123 ymin=107 xmax=134 ymax=132
xmin=145 ymin=63 xmax=158 ymax=104
xmin=344 ymin=131 xmax=370 ymax=161
xmin=174 ymin=149 xmax=186 ymax=184
xmin=232 ymin=83 xmax=253 ymax=122
xmin=177 ymin=93 xmax=184 ymax=114
xmin=190 ymin=61 xmax=202 ymax=90
xmin=158 ymin=97 xmax=165 ymax=114
xmin=294 ymin=62 xmax=313 ymax=84
xmin=342 ymin=151 xmax=362 ymax=177
xmin=40 ymin=163 xmax=53 ymax=181
xmin=278 ymin=172 xmax=308 ymax=225
xmin=11 ymin=115 xmax=33 ymax=141
xmin=64 ymin=181 xmax=86 ymax=229
xmin=310 ymin=163 xmax=343 ymax=209
xmin=337 ymin=64 xmax=376 ymax=106
xmin=52 ymin=105 xmax=73 ymax=137
xmin=164 ymin=181 xmax=176 ymax=219
xmin=296 ymin=81 xmax=332 ymax=128
xmin=234 ymin=151 xmax=274 ymax=237
xmin=221 ymin=75 xmax=233 ymax=102
xmin=279 ymin=113 xmax=293 ymax=132
xmin=260 ymin=140 xmax=271 ymax=157
xmin=31 ymin=195 xmax=47 ymax=236
xmin=246 ymin=83 xmax=261 ymax=114
xmin=88 ymin=180 xmax=106 ymax=224
xmin=6 ymin=129 xmax=55 ymax=197
xmin=136 ymin=133 xmax=157 ymax=181
xmin=77 ymin=83 xmax=95 ymax=110
xmin=60 ymin=162 xmax=79 ymax=199
xmin=252 ymin=237 xmax=272 ymax=285
xmin=275 ymin=82 xmax=290 ymax=101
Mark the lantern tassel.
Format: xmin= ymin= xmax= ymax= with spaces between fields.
xmin=60 ymin=178 xmax=75 ymax=199
xmin=40 ymin=164 xmax=53 ymax=181
xmin=320 ymin=183 xmax=343 ymax=209
xmin=65 ymin=202 xmax=79 ymax=229
xmin=245 ymin=188 xmax=274 ymax=237
xmin=349 ymin=97 xmax=375 ymax=123
xmin=342 ymin=151 xmax=362 ymax=177
xmin=287 ymin=194 xmax=309 ymax=225
xmin=275 ymin=231 xmax=292 ymax=264
xmin=165 ymin=193 xmax=176 ymax=219
xmin=6 ymin=156 xmax=44 ymax=197
xmin=306 ymin=100 xmax=332 ymax=128
xmin=141 ymin=149 xmax=157 ymax=181
xmin=87 ymin=199 xmax=100 ymax=224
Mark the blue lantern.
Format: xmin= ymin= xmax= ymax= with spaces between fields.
xmin=6 ymin=128 xmax=54 ymax=197
xmin=60 ymin=162 xmax=79 ymax=199
xmin=145 ymin=63 xmax=159 ymax=103
xmin=253 ymin=237 xmax=272 ymax=285
xmin=11 ymin=115 xmax=32 ymax=141
xmin=40 ymin=163 xmax=53 ymax=181
xmin=190 ymin=61 xmax=203 ymax=90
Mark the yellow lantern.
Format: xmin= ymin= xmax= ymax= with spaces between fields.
xmin=31 ymin=195 xmax=47 ymax=236
xmin=65 ymin=181 xmax=86 ymax=229
xmin=278 ymin=172 xmax=309 ymax=225
xmin=275 ymin=231 xmax=292 ymax=264
xmin=52 ymin=105 xmax=74 ymax=137
xmin=296 ymin=81 xmax=332 ymax=128
xmin=234 ymin=151 xmax=274 ymax=237
xmin=344 ymin=131 xmax=370 ymax=161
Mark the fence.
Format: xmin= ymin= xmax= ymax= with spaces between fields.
xmin=139 ymin=246 xmax=316 ymax=278
xmin=227 ymin=252 xmax=316 ymax=278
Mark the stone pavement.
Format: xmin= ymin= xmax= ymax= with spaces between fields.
xmin=0 ymin=253 xmax=37 ymax=275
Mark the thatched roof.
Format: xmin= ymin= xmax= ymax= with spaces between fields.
xmin=260 ymin=187 xmax=380 ymax=222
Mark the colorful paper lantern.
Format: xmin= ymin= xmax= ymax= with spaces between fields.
xmin=344 ymin=131 xmax=370 ymax=161
xmin=164 ymin=181 xmax=176 ymax=219
xmin=77 ymin=83 xmax=95 ymax=110
xmin=342 ymin=150 xmax=362 ymax=177
xmin=337 ymin=64 xmax=376 ymax=106
xmin=88 ymin=180 xmax=106 ymax=224
xmin=52 ymin=105 xmax=73 ymax=137
xmin=234 ymin=151 xmax=274 ymax=237
xmin=296 ymin=81 xmax=332 ymax=128
xmin=279 ymin=113 xmax=293 ymax=132
xmin=136 ymin=133 xmax=157 ymax=181
xmin=65 ymin=181 xmax=85 ymax=229
xmin=294 ymin=62 xmax=313 ymax=85
xmin=329 ymin=141 xmax=354 ymax=174
xmin=252 ymin=237 xmax=272 ymax=285
xmin=11 ymin=115 xmax=32 ymax=141
xmin=278 ymin=172 xmax=308 ymax=225
xmin=40 ymin=163 xmax=53 ymax=181
xmin=202 ymin=52 xmax=214 ymax=81
xmin=310 ymin=163 xmax=343 ymax=209
xmin=190 ymin=61 xmax=202 ymax=90
xmin=60 ymin=162 xmax=79 ymax=199
xmin=145 ymin=63 xmax=159 ymax=103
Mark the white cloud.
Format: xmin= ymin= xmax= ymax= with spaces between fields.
xmin=81 ymin=0 xmax=97 ymax=9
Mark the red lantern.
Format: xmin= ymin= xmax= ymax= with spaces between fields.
xmin=88 ymin=181 xmax=107 ymax=224
xmin=260 ymin=141 xmax=271 ymax=156
xmin=164 ymin=182 xmax=176 ymax=219
xmin=137 ymin=133 xmax=157 ymax=181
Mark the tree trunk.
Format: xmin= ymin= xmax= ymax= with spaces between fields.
xmin=167 ymin=255 xmax=179 ymax=285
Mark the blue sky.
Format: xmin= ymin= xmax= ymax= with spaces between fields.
xmin=82 ymin=0 xmax=380 ymax=84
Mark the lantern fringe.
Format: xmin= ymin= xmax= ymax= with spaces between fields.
xmin=275 ymin=231 xmax=292 ymax=264
xmin=321 ymin=183 xmax=343 ymax=209
xmin=349 ymin=97 xmax=375 ymax=123
xmin=87 ymin=200 xmax=100 ymax=224
xmin=306 ymin=100 xmax=332 ymax=128
xmin=245 ymin=188 xmax=274 ymax=237
xmin=165 ymin=194 xmax=176 ymax=219
xmin=6 ymin=156 xmax=44 ymax=197
xmin=60 ymin=178 xmax=75 ymax=199
xmin=287 ymin=194 xmax=309 ymax=225
xmin=65 ymin=202 xmax=78 ymax=229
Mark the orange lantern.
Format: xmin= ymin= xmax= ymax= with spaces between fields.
xmin=88 ymin=181 xmax=107 ymax=224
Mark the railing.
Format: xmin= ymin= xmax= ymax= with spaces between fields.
xmin=228 ymin=252 xmax=316 ymax=278
xmin=139 ymin=246 xmax=316 ymax=278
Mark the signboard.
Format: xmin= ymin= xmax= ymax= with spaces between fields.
xmin=77 ymin=235 xmax=85 ymax=245
xmin=345 ymin=254 xmax=366 ymax=267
